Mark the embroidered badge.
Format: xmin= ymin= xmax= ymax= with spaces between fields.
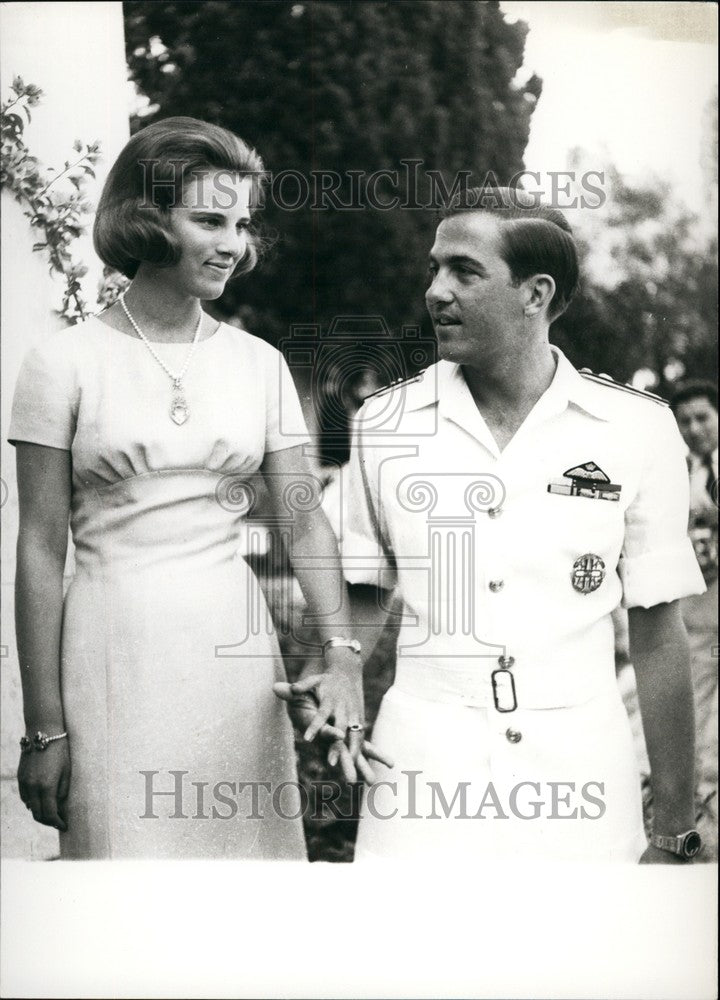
xmin=571 ymin=553 xmax=606 ymax=594
xmin=548 ymin=461 xmax=621 ymax=501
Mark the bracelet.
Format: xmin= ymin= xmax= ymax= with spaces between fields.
xmin=19 ymin=731 xmax=68 ymax=753
xmin=322 ymin=637 xmax=362 ymax=655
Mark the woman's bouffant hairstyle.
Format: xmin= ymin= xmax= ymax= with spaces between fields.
xmin=440 ymin=186 xmax=580 ymax=320
xmin=94 ymin=117 xmax=265 ymax=279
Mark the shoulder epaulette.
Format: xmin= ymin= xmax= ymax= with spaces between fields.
xmin=578 ymin=368 xmax=669 ymax=406
xmin=362 ymin=369 xmax=427 ymax=402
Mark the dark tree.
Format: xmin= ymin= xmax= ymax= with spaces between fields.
xmin=552 ymin=168 xmax=718 ymax=394
xmin=124 ymin=0 xmax=540 ymax=347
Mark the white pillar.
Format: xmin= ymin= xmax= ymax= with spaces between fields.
xmin=1 ymin=1 xmax=130 ymax=858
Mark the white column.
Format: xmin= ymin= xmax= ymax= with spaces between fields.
xmin=1 ymin=1 xmax=130 ymax=858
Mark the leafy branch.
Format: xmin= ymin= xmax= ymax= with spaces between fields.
xmin=0 ymin=76 xmax=102 ymax=323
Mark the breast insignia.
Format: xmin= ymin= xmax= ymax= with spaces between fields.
xmin=548 ymin=460 xmax=622 ymax=501
xmin=578 ymin=368 xmax=669 ymax=406
xmin=363 ymin=369 xmax=427 ymax=401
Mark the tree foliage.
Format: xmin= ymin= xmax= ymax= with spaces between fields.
xmin=1 ymin=77 xmax=102 ymax=322
xmin=552 ymin=166 xmax=718 ymax=393
xmin=124 ymin=0 xmax=540 ymax=346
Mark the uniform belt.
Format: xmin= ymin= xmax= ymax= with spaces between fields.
xmin=393 ymin=655 xmax=617 ymax=710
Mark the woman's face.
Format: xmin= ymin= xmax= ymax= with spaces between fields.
xmin=164 ymin=170 xmax=254 ymax=300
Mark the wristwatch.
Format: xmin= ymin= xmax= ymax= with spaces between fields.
xmin=650 ymin=829 xmax=702 ymax=860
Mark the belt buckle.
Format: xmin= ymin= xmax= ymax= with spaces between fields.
xmin=491 ymin=668 xmax=517 ymax=713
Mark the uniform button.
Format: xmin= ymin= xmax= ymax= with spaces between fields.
xmin=488 ymin=506 xmax=502 ymax=518
xmin=489 ymin=580 xmax=504 ymax=593
xmin=498 ymin=655 xmax=515 ymax=669
xmin=506 ymin=728 xmax=522 ymax=744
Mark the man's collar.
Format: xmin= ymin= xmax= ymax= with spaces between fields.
xmin=689 ymin=446 xmax=719 ymax=469
xmin=403 ymin=347 xmax=613 ymax=421
xmin=549 ymin=347 xmax=614 ymax=421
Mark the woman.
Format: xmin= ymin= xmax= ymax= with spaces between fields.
xmin=9 ymin=117 xmax=377 ymax=859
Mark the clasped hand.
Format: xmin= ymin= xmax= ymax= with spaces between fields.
xmin=273 ymin=648 xmax=392 ymax=784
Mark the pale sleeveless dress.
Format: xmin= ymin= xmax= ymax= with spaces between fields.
xmin=9 ymin=316 xmax=308 ymax=859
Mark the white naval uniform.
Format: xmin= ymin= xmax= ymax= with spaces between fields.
xmin=342 ymin=348 xmax=705 ymax=861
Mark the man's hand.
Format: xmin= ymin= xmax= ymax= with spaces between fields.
xmin=273 ymin=678 xmax=393 ymax=783
xmin=629 ymin=602 xmax=696 ymax=842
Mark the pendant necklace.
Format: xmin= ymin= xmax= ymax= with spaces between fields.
xmin=119 ymin=292 xmax=202 ymax=426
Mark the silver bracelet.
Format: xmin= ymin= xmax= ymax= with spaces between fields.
xmin=19 ymin=731 xmax=68 ymax=753
xmin=322 ymin=637 xmax=362 ymax=655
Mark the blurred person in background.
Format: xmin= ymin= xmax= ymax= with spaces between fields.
xmin=671 ymin=381 xmax=718 ymax=854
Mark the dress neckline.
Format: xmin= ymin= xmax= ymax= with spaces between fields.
xmin=91 ymin=313 xmax=228 ymax=346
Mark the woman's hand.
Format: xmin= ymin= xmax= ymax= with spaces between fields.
xmin=273 ymin=669 xmax=393 ymax=784
xmin=261 ymin=445 xmax=391 ymax=779
xmin=300 ymin=646 xmax=364 ymax=741
xmin=18 ymin=741 xmax=71 ymax=832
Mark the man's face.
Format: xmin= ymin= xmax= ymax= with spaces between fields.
xmin=675 ymin=396 xmax=719 ymax=458
xmin=425 ymin=213 xmax=525 ymax=365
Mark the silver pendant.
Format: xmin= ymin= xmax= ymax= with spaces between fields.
xmin=170 ymin=383 xmax=189 ymax=425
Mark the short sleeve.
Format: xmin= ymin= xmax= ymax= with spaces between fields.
xmin=619 ymin=405 xmax=706 ymax=608
xmin=7 ymin=338 xmax=78 ymax=450
xmin=263 ymin=344 xmax=310 ymax=453
xmin=341 ymin=409 xmax=398 ymax=590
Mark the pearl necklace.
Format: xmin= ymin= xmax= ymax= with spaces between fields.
xmin=119 ymin=292 xmax=203 ymax=426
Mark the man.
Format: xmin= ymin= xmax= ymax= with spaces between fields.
xmin=671 ymin=381 xmax=718 ymax=857
xmin=672 ymin=381 xmax=719 ymax=576
xmin=344 ymin=187 xmax=706 ymax=862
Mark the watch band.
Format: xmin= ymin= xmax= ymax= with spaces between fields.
xmin=650 ymin=829 xmax=702 ymax=859
xmin=652 ymin=833 xmax=682 ymax=852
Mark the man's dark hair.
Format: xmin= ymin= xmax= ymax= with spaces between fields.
xmin=670 ymin=379 xmax=718 ymax=413
xmin=440 ymin=186 xmax=579 ymax=320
